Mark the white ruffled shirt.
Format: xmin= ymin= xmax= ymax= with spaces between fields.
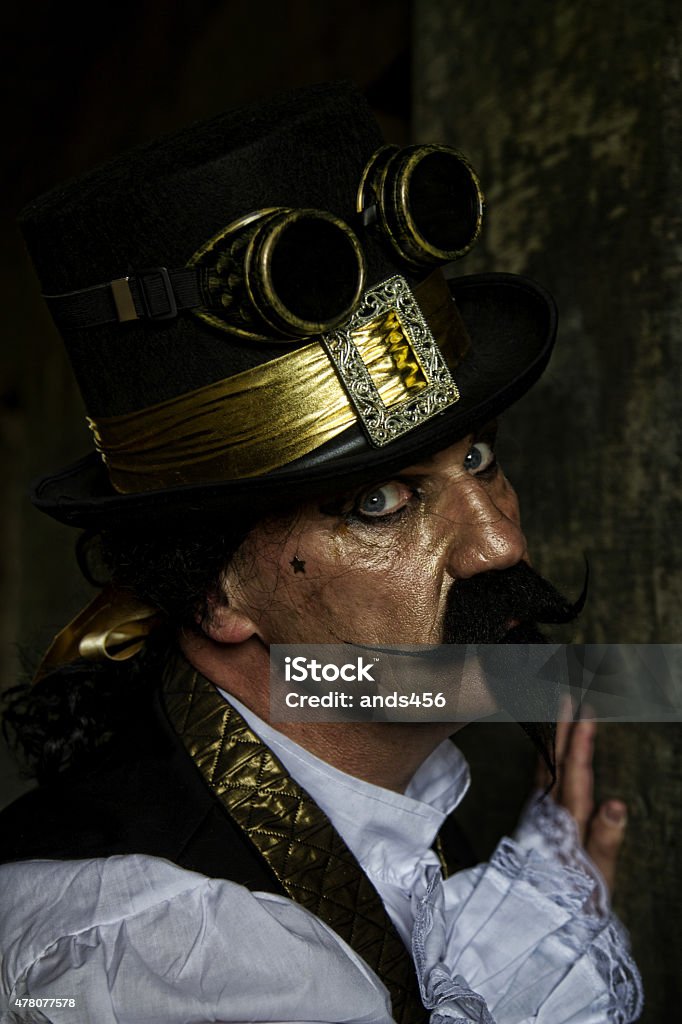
xmin=0 ymin=694 xmax=643 ymax=1024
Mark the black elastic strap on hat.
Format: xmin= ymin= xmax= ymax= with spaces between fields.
xmin=43 ymin=267 xmax=204 ymax=328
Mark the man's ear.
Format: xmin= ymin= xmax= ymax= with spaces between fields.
xmin=199 ymin=588 xmax=259 ymax=645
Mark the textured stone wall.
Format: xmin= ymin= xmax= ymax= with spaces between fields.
xmin=414 ymin=0 xmax=681 ymax=1014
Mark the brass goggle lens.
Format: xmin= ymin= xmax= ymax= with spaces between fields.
xmin=247 ymin=209 xmax=366 ymax=337
xmin=190 ymin=207 xmax=366 ymax=342
xmin=358 ymin=144 xmax=484 ymax=268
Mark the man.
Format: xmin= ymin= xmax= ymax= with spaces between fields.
xmin=0 ymin=82 xmax=642 ymax=1022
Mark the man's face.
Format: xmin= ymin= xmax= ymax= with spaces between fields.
xmin=224 ymin=422 xmax=530 ymax=646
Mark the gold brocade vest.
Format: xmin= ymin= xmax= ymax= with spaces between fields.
xmin=163 ymin=658 xmax=430 ymax=1024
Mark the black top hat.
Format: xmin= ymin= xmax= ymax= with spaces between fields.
xmin=21 ymin=81 xmax=557 ymax=529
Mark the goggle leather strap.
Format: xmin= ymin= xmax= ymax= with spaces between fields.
xmin=43 ymin=266 xmax=203 ymax=328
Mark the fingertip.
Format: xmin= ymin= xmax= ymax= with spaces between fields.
xmin=577 ymin=715 xmax=597 ymax=736
xmin=600 ymin=800 xmax=628 ymax=828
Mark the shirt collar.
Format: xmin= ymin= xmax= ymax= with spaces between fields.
xmin=218 ymin=689 xmax=470 ymax=890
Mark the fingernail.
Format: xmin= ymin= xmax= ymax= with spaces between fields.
xmin=602 ymin=801 xmax=627 ymax=826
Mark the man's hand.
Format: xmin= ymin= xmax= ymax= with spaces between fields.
xmin=538 ymin=713 xmax=628 ymax=894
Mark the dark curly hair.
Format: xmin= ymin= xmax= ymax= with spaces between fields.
xmin=2 ymin=515 xmax=254 ymax=784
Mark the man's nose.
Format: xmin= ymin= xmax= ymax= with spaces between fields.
xmin=443 ymin=478 xmax=528 ymax=579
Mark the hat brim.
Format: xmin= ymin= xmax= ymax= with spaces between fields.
xmin=31 ymin=272 xmax=557 ymax=529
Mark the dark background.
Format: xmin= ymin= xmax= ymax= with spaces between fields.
xmin=1 ymin=1 xmax=680 ymax=1017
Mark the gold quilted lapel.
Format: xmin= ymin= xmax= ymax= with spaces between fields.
xmin=163 ymin=659 xmax=428 ymax=1024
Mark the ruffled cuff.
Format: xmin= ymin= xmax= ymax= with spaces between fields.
xmin=513 ymin=789 xmax=611 ymax=915
xmin=410 ymin=833 xmax=644 ymax=1024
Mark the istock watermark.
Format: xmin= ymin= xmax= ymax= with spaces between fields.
xmin=270 ymin=644 xmax=682 ymax=724
xmin=284 ymin=655 xmax=377 ymax=683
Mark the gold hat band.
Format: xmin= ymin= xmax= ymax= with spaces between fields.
xmin=87 ymin=271 xmax=469 ymax=494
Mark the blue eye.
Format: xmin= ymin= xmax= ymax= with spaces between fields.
xmin=357 ymin=482 xmax=413 ymax=518
xmin=464 ymin=441 xmax=496 ymax=474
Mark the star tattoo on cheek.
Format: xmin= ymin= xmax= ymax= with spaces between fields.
xmin=290 ymin=556 xmax=306 ymax=574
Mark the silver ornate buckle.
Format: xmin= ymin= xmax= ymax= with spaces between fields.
xmin=321 ymin=275 xmax=460 ymax=447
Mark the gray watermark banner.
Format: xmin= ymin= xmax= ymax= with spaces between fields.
xmin=270 ymin=644 xmax=682 ymax=723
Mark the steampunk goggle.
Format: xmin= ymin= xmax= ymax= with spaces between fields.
xmin=45 ymin=144 xmax=484 ymax=343
xmin=357 ymin=143 xmax=485 ymax=268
